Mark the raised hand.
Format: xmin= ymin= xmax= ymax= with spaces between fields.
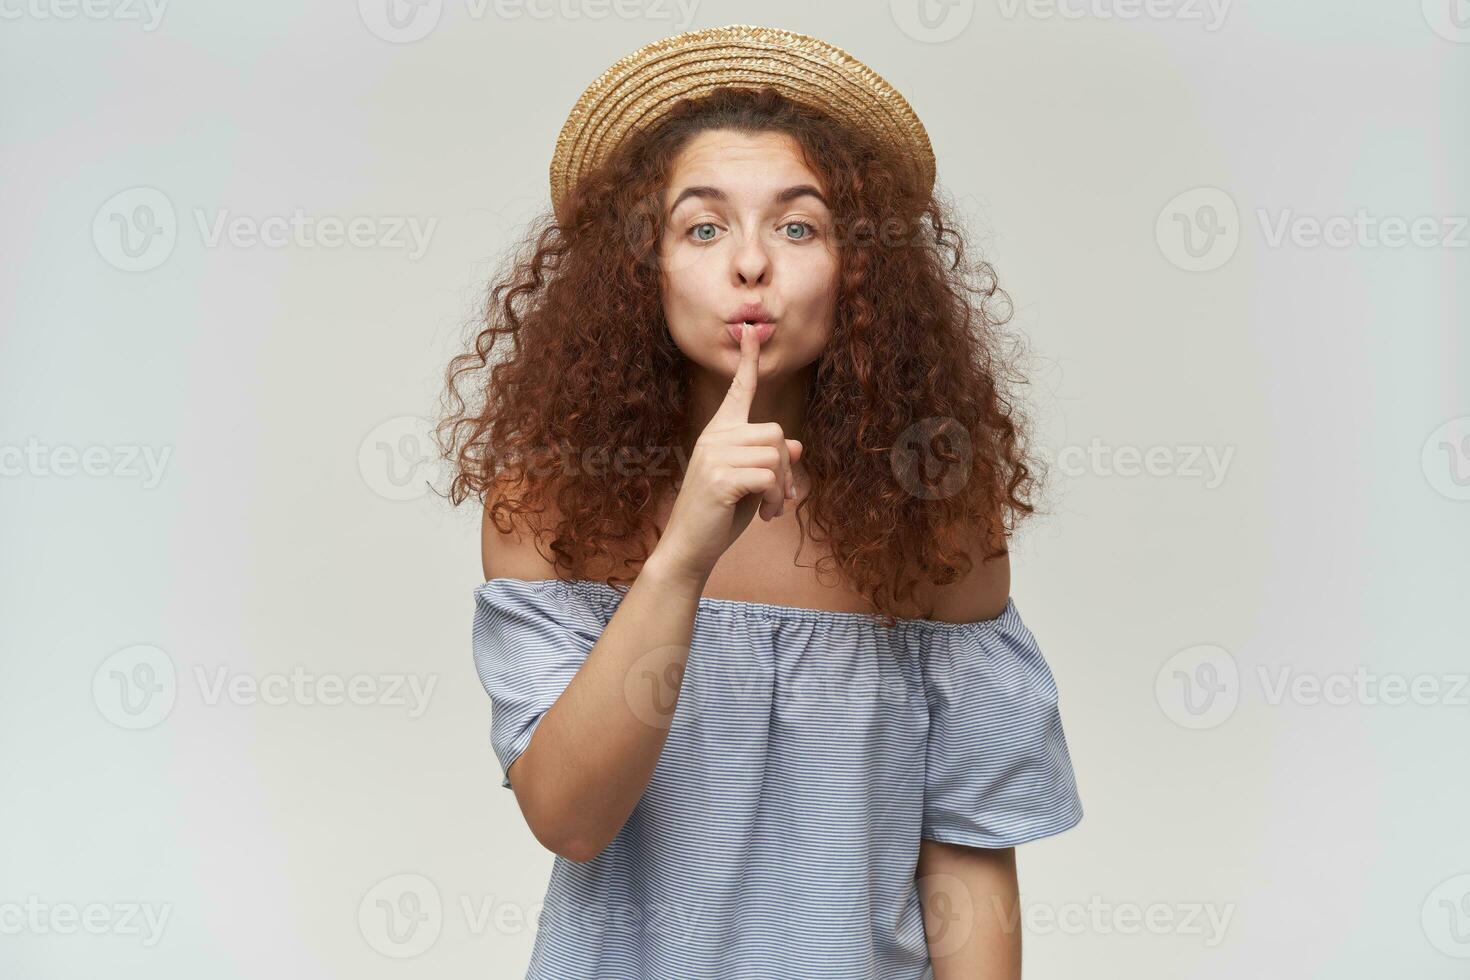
xmin=653 ymin=323 xmax=803 ymax=586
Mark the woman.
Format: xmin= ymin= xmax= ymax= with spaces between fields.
xmin=437 ymin=25 xmax=1083 ymax=979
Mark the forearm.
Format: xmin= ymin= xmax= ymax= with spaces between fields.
xmin=510 ymin=550 xmax=707 ymax=861
xmin=917 ymin=839 xmax=1021 ymax=979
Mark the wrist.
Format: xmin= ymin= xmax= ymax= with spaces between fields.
xmin=640 ymin=549 xmax=710 ymax=602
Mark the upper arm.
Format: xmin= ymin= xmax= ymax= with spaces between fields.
xmin=481 ymin=479 xmax=559 ymax=582
xmin=924 ymin=523 xmax=1011 ymax=624
xmin=917 ymin=839 xmax=1020 ymax=978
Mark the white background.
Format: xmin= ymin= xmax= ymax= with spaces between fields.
xmin=1 ymin=1 xmax=1467 ymax=977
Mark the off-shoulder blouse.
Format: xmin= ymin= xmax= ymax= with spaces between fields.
xmin=472 ymin=576 xmax=1083 ymax=979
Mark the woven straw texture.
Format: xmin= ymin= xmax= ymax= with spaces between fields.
xmin=549 ymin=24 xmax=935 ymax=224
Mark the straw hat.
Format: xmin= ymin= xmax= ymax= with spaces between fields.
xmin=549 ymin=24 xmax=936 ymax=225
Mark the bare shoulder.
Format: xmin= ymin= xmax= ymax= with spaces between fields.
xmin=480 ymin=477 xmax=559 ymax=582
xmin=921 ymin=522 xmax=1012 ymax=624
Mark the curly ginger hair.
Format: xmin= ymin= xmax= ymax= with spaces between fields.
xmin=435 ymin=86 xmax=1045 ymax=626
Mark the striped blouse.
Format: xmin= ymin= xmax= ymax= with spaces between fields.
xmin=472 ymin=576 xmax=1083 ymax=979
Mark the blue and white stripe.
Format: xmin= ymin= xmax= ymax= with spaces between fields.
xmin=473 ymin=576 xmax=1083 ymax=979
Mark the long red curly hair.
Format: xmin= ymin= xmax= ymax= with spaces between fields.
xmin=435 ymin=86 xmax=1045 ymax=626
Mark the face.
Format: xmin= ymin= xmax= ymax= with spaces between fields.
xmin=658 ymin=129 xmax=838 ymax=380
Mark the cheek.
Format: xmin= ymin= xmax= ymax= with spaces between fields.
xmin=661 ymin=246 xmax=721 ymax=302
xmin=660 ymin=262 xmax=698 ymax=317
xmin=785 ymin=250 xmax=839 ymax=310
xmin=659 ymin=266 xmax=715 ymax=351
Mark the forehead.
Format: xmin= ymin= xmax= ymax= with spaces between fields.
xmin=665 ymin=129 xmax=824 ymax=200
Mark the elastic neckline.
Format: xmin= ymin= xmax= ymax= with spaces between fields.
xmin=476 ymin=576 xmax=1019 ymax=633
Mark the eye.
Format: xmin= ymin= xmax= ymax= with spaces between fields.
xmin=782 ymin=221 xmax=817 ymax=241
xmin=687 ymin=222 xmax=720 ymax=242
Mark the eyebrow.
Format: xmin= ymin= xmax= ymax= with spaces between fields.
xmin=667 ymin=184 xmax=829 ymax=214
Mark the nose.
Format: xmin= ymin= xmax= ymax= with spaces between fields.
xmin=730 ymin=228 xmax=771 ymax=287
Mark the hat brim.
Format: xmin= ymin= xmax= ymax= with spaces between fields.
xmin=549 ymin=24 xmax=936 ymax=225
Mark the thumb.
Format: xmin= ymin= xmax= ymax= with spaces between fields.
xmin=786 ymin=439 xmax=803 ymax=463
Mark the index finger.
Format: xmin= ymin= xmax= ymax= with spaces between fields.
xmin=711 ymin=322 xmax=760 ymax=425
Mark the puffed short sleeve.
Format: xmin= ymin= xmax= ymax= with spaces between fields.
xmin=916 ymin=599 xmax=1083 ymax=847
xmin=472 ymin=578 xmax=609 ymax=789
